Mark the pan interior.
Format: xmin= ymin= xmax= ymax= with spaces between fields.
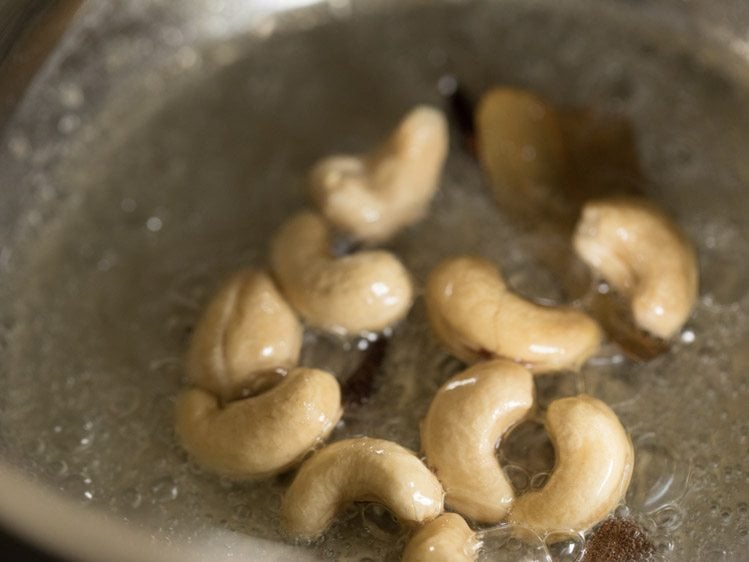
xmin=0 ymin=1 xmax=748 ymax=560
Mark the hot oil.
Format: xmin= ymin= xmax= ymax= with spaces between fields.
xmin=1 ymin=1 xmax=748 ymax=560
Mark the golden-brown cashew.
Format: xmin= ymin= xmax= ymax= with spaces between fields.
xmin=573 ymin=197 xmax=698 ymax=339
xmin=421 ymin=360 xmax=534 ymax=523
xmin=270 ymin=211 xmax=414 ymax=334
xmin=175 ymin=367 xmax=341 ymax=480
xmin=281 ymin=437 xmax=444 ymax=539
xmin=186 ymin=269 xmax=303 ymax=401
xmin=402 ymin=513 xmax=479 ymax=562
xmin=476 ymin=87 xmax=571 ymax=218
xmin=309 ymin=106 xmax=449 ymax=243
xmin=508 ymin=394 xmax=634 ymax=534
xmin=425 ymin=256 xmax=602 ymax=371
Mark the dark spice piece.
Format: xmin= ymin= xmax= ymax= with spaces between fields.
xmin=582 ymin=518 xmax=655 ymax=562
xmin=442 ymin=79 xmax=477 ymax=154
xmin=341 ymin=337 xmax=388 ymax=406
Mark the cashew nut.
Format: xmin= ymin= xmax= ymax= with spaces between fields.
xmin=281 ymin=437 xmax=444 ymax=539
xmin=508 ymin=394 xmax=634 ymax=534
xmin=309 ymin=106 xmax=449 ymax=243
xmin=573 ymin=197 xmax=698 ymax=339
xmin=425 ymin=256 xmax=602 ymax=371
xmin=186 ymin=269 xmax=303 ymax=401
xmin=270 ymin=211 xmax=414 ymax=334
xmin=421 ymin=360 xmax=534 ymax=523
xmin=402 ymin=513 xmax=479 ymax=562
xmin=175 ymin=367 xmax=341 ymax=479
xmin=475 ymin=87 xmax=571 ymax=218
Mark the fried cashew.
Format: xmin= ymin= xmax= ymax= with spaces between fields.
xmin=421 ymin=360 xmax=534 ymax=523
xmin=508 ymin=394 xmax=634 ymax=534
xmin=271 ymin=211 xmax=414 ymax=334
xmin=309 ymin=106 xmax=449 ymax=243
xmin=186 ymin=268 xmax=303 ymax=401
xmin=425 ymin=256 xmax=602 ymax=371
xmin=175 ymin=367 xmax=341 ymax=480
xmin=281 ymin=437 xmax=444 ymax=539
xmin=402 ymin=513 xmax=479 ymax=562
xmin=573 ymin=197 xmax=698 ymax=339
xmin=475 ymin=87 xmax=571 ymax=218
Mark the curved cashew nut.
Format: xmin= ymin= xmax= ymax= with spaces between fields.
xmin=186 ymin=268 xmax=303 ymax=401
xmin=476 ymin=87 xmax=570 ymax=216
xmin=281 ymin=437 xmax=444 ymax=539
xmin=402 ymin=513 xmax=479 ymax=562
xmin=270 ymin=211 xmax=414 ymax=334
xmin=175 ymin=367 xmax=341 ymax=479
xmin=573 ymin=197 xmax=698 ymax=339
xmin=508 ymin=394 xmax=634 ymax=534
xmin=425 ymin=256 xmax=602 ymax=371
xmin=421 ymin=360 xmax=534 ymax=523
xmin=309 ymin=106 xmax=449 ymax=243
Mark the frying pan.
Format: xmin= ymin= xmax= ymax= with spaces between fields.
xmin=0 ymin=1 xmax=747 ymax=560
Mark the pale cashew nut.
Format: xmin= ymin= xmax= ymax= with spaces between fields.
xmin=425 ymin=256 xmax=602 ymax=371
xmin=476 ymin=87 xmax=571 ymax=217
xmin=309 ymin=106 xmax=449 ymax=243
xmin=402 ymin=513 xmax=479 ymax=562
xmin=270 ymin=211 xmax=414 ymax=334
xmin=421 ymin=360 xmax=534 ymax=523
xmin=573 ymin=196 xmax=698 ymax=339
xmin=175 ymin=367 xmax=341 ymax=479
xmin=186 ymin=268 xmax=303 ymax=401
xmin=508 ymin=394 xmax=634 ymax=534
xmin=281 ymin=437 xmax=444 ymax=539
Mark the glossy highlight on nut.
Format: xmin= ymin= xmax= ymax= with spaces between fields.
xmin=574 ymin=196 xmax=698 ymax=339
xmin=402 ymin=513 xmax=479 ymax=562
xmin=270 ymin=211 xmax=414 ymax=335
xmin=310 ymin=105 xmax=449 ymax=243
xmin=175 ymin=367 xmax=341 ymax=480
xmin=425 ymin=256 xmax=602 ymax=372
xmin=509 ymin=394 xmax=634 ymax=534
xmin=186 ymin=268 xmax=303 ymax=401
xmin=281 ymin=437 xmax=444 ymax=539
xmin=421 ymin=360 xmax=534 ymax=523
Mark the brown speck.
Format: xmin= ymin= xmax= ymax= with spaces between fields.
xmin=473 ymin=347 xmax=495 ymax=361
xmin=442 ymin=80 xmax=477 ymax=155
xmin=582 ymin=518 xmax=655 ymax=562
xmin=341 ymin=337 xmax=388 ymax=406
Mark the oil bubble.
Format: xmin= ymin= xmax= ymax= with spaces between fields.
xmin=477 ymin=525 xmax=551 ymax=562
xmin=627 ymin=433 xmax=688 ymax=512
xmin=544 ymin=531 xmax=585 ymax=562
xmin=150 ymin=475 xmax=179 ymax=503
xmin=530 ymin=472 xmax=549 ymax=490
xmin=504 ymin=464 xmax=531 ymax=494
xmin=498 ymin=421 xmax=554 ymax=477
xmin=121 ymin=487 xmax=143 ymax=509
xmin=652 ymin=504 xmax=684 ymax=532
xmin=63 ymin=474 xmax=94 ymax=503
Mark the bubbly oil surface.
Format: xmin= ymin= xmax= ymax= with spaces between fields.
xmin=1 ymin=1 xmax=749 ymax=560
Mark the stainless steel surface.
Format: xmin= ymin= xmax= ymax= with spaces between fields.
xmin=0 ymin=1 xmax=748 ymax=560
xmin=0 ymin=1 xmax=83 ymax=130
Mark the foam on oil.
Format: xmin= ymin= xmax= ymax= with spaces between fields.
xmin=1 ymin=1 xmax=748 ymax=560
